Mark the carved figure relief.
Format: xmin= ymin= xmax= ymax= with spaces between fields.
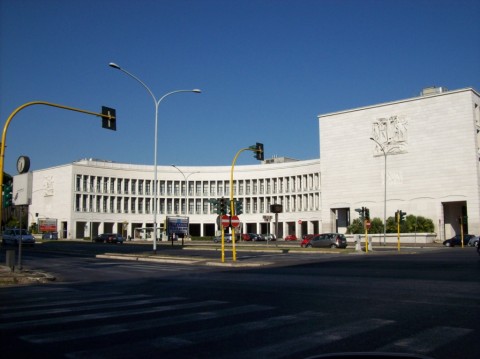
xmin=43 ymin=176 xmax=54 ymax=196
xmin=372 ymin=115 xmax=408 ymax=155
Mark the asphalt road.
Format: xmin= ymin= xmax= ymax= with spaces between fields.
xmin=0 ymin=243 xmax=478 ymax=359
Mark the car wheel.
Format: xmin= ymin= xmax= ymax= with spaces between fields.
xmin=445 ymin=242 xmax=451 ymax=247
xmin=306 ymin=244 xmax=312 ymax=248
xmin=330 ymin=244 xmax=337 ymax=248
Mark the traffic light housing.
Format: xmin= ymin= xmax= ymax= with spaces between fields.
xmin=3 ymin=182 xmax=13 ymax=207
xmin=235 ymin=199 xmax=243 ymax=215
xmin=101 ymin=106 xmax=117 ymax=131
xmin=396 ymin=210 xmax=406 ymax=223
xmin=365 ymin=207 xmax=370 ymax=220
xmin=254 ymin=142 xmax=264 ymax=161
xmin=219 ymin=197 xmax=227 ymax=215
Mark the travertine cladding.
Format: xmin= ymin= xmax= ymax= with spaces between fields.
xmin=319 ymin=88 xmax=480 ymax=237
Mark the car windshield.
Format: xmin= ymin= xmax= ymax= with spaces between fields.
xmin=14 ymin=229 xmax=29 ymax=235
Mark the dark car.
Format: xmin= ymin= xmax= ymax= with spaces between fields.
xmin=42 ymin=232 xmax=58 ymax=240
xmin=2 ymin=228 xmax=36 ymax=247
xmin=243 ymin=233 xmax=264 ymax=241
xmin=94 ymin=233 xmax=124 ymax=244
xmin=443 ymin=234 xmax=475 ymax=247
xmin=305 ymin=233 xmax=348 ymax=249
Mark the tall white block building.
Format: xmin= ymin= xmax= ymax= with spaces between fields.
xmin=23 ymin=87 xmax=479 ymax=241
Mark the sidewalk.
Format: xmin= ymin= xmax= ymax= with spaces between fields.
xmin=0 ymin=265 xmax=56 ymax=286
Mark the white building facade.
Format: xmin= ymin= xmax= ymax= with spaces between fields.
xmin=319 ymin=87 xmax=480 ymax=240
xmin=24 ymin=87 xmax=480 ymax=241
xmin=27 ymin=158 xmax=321 ymax=240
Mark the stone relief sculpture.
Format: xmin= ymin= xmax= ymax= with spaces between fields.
xmin=43 ymin=176 xmax=54 ymax=196
xmin=371 ymin=115 xmax=408 ymax=155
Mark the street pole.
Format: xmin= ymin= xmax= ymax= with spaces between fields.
xmin=109 ymin=62 xmax=200 ymax=253
xmin=0 ymin=101 xmax=116 ymax=230
xmin=370 ymin=137 xmax=387 ymax=246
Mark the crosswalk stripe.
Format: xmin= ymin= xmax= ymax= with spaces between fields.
xmin=377 ymin=326 xmax=473 ymax=354
xmin=24 ymin=304 xmax=273 ymax=347
xmin=224 ymin=318 xmax=395 ymax=359
xmin=0 ymin=299 xmax=225 ymax=330
xmin=1 ymin=296 xmax=185 ymax=319
xmin=150 ymin=310 xmax=326 ymax=350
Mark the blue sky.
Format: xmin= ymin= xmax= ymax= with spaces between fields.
xmin=1 ymin=0 xmax=479 ymax=175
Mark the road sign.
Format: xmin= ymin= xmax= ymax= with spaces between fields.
xmin=365 ymin=220 xmax=371 ymax=229
xmin=221 ymin=215 xmax=230 ymax=228
xmin=231 ymin=215 xmax=240 ymax=228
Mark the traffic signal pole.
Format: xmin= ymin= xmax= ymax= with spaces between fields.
xmin=0 ymin=101 xmax=116 ymax=229
xmin=228 ymin=144 xmax=264 ymax=262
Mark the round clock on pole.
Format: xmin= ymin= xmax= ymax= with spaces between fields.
xmin=16 ymin=156 xmax=30 ymax=174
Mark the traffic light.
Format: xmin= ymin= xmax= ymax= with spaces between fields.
xmin=209 ymin=198 xmax=220 ymax=214
xmin=365 ymin=207 xmax=370 ymax=220
xmin=3 ymin=182 xmax=13 ymax=207
xmin=355 ymin=207 xmax=365 ymax=221
xmin=254 ymin=142 xmax=264 ymax=161
xmin=396 ymin=210 xmax=406 ymax=222
xmin=101 ymin=106 xmax=117 ymax=131
xmin=235 ymin=199 xmax=243 ymax=215
xmin=219 ymin=197 xmax=227 ymax=215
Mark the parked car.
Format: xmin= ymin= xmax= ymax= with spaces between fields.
xmin=93 ymin=233 xmax=124 ymax=244
xmin=300 ymin=234 xmax=316 ymax=247
xmin=213 ymin=233 xmax=240 ymax=243
xmin=243 ymin=233 xmax=264 ymax=241
xmin=42 ymin=232 xmax=58 ymax=240
xmin=2 ymin=228 xmax=36 ymax=247
xmin=443 ymin=234 xmax=475 ymax=247
xmin=264 ymin=233 xmax=276 ymax=241
xmin=305 ymin=233 xmax=348 ymax=249
xmin=467 ymin=236 xmax=479 ymax=247
xmin=284 ymin=234 xmax=298 ymax=241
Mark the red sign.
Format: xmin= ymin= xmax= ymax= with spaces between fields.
xmin=221 ymin=215 xmax=230 ymax=228
xmin=231 ymin=215 xmax=240 ymax=228
xmin=365 ymin=220 xmax=371 ymax=229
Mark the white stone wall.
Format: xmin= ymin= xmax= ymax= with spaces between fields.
xmin=319 ymin=88 xmax=480 ymax=239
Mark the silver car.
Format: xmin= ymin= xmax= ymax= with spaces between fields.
xmin=468 ymin=236 xmax=479 ymax=247
xmin=305 ymin=233 xmax=348 ymax=249
xmin=2 ymin=228 xmax=36 ymax=247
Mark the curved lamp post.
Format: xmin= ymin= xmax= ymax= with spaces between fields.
xmin=171 ymin=165 xmax=199 ymax=216
xmin=370 ymin=137 xmax=388 ymax=245
xmin=109 ymin=62 xmax=201 ymax=253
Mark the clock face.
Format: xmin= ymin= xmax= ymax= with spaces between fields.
xmin=17 ymin=156 xmax=30 ymax=174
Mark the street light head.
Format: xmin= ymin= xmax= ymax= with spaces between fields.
xmin=192 ymin=89 xmax=202 ymax=93
xmin=108 ymin=62 xmax=121 ymax=70
xmin=369 ymin=137 xmax=374 ymax=140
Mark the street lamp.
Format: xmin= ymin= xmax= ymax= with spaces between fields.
xmin=171 ymin=165 xmax=199 ymax=216
xmin=370 ymin=137 xmax=388 ymax=245
xmin=109 ymin=62 xmax=201 ymax=253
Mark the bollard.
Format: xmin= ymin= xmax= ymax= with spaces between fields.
xmin=354 ymin=234 xmax=362 ymax=252
xmin=6 ymin=249 xmax=15 ymax=271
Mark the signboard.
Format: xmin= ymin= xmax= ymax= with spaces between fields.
xmin=39 ymin=218 xmax=57 ymax=232
xmin=166 ymin=216 xmax=189 ymax=235
xmin=221 ymin=215 xmax=230 ymax=228
xmin=13 ymin=172 xmax=33 ymax=206
xmin=231 ymin=215 xmax=240 ymax=228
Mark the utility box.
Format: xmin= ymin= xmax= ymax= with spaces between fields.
xmin=6 ymin=249 xmax=15 ymax=271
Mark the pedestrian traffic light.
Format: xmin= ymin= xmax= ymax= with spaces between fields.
xmin=3 ymin=182 xmax=13 ymax=207
xmin=101 ymin=106 xmax=117 ymax=131
xmin=254 ymin=142 xmax=264 ymax=161
xmin=235 ymin=199 xmax=243 ymax=215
